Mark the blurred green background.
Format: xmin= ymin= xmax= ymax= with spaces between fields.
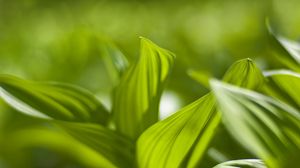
xmin=1 ymin=0 xmax=300 ymax=167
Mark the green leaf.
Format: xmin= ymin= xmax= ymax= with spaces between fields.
xmin=268 ymin=29 xmax=300 ymax=72
xmin=137 ymin=59 xmax=264 ymax=168
xmin=112 ymin=37 xmax=175 ymax=139
xmin=222 ymin=58 xmax=264 ymax=90
xmin=99 ymin=41 xmax=129 ymax=86
xmin=263 ymin=70 xmax=300 ymax=109
xmin=7 ymin=127 xmax=127 ymax=168
xmin=211 ymin=80 xmax=300 ymax=168
xmin=0 ymin=75 xmax=109 ymax=124
xmin=56 ymin=122 xmax=135 ymax=168
xmin=188 ymin=58 xmax=264 ymax=90
xmin=187 ymin=69 xmax=212 ymax=89
xmin=137 ymin=93 xmax=218 ymax=168
xmin=213 ymin=159 xmax=266 ymax=168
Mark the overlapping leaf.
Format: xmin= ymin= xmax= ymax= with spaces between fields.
xmin=0 ymin=75 xmax=109 ymax=124
xmin=263 ymin=70 xmax=300 ymax=109
xmin=213 ymin=159 xmax=266 ymax=168
xmin=7 ymin=125 xmax=132 ymax=168
xmin=0 ymin=102 xmax=132 ymax=168
xmin=55 ymin=122 xmax=135 ymax=168
xmin=211 ymin=80 xmax=300 ymax=168
xmin=112 ymin=37 xmax=175 ymax=139
xmin=137 ymin=59 xmax=264 ymax=168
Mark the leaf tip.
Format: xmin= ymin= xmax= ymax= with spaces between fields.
xmin=139 ymin=36 xmax=176 ymax=59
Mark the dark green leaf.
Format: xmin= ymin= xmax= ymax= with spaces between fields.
xmin=99 ymin=41 xmax=129 ymax=86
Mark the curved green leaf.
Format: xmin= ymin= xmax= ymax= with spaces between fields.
xmin=137 ymin=93 xmax=218 ymax=168
xmin=263 ymin=70 xmax=300 ymax=109
xmin=137 ymin=59 xmax=264 ymax=168
xmin=0 ymin=75 xmax=109 ymax=124
xmin=222 ymin=58 xmax=264 ymax=90
xmin=268 ymin=29 xmax=300 ymax=72
xmin=113 ymin=37 xmax=175 ymax=139
xmin=213 ymin=159 xmax=266 ymax=168
xmin=211 ymin=80 xmax=300 ymax=168
xmin=7 ymin=127 xmax=125 ymax=168
xmin=56 ymin=122 xmax=135 ymax=168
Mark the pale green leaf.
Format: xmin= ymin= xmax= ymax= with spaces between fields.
xmin=211 ymin=80 xmax=300 ymax=168
xmin=137 ymin=59 xmax=264 ymax=168
xmin=0 ymin=75 xmax=109 ymax=124
xmin=213 ymin=159 xmax=266 ymax=168
xmin=268 ymin=29 xmax=300 ymax=72
xmin=113 ymin=37 xmax=175 ymax=139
